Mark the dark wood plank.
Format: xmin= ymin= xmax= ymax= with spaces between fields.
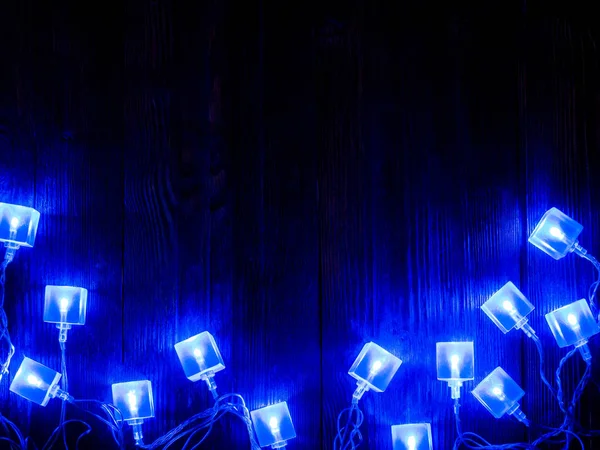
xmin=123 ymin=0 xmax=180 ymax=442
xmin=225 ymin=1 xmax=321 ymax=448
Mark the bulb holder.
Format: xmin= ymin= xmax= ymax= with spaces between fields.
xmin=348 ymin=342 xmax=402 ymax=402
xmin=528 ymin=207 xmax=584 ymax=260
xmin=0 ymin=203 xmax=40 ymax=249
xmin=472 ymin=366 xmax=527 ymax=423
xmin=250 ymin=401 xmax=296 ymax=448
xmin=391 ymin=423 xmax=433 ymax=450
xmin=481 ymin=282 xmax=536 ymax=336
xmin=9 ymin=356 xmax=68 ymax=406
xmin=43 ymin=286 xmax=87 ymax=326
xmin=111 ymin=380 xmax=155 ymax=422
xmin=174 ymin=331 xmax=225 ymax=383
xmin=545 ymin=299 xmax=599 ymax=359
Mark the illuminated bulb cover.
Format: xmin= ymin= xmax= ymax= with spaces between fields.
xmin=436 ymin=342 xmax=474 ymax=381
xmin=0 ymin=202 xmax=40 ymax=247
xmin=250 ymin=401 xmax=296 ymax=448
xmin=528 ymin=207 xmax=583 ymax=260
xmin=391 ymin=423 xmax=433 ymax=450
xmin=348 ymin=342 xmax=402 ymax=393
xmin=472 ymin=367 xmax=524 ymax=419
xmin=111 ymin=380 xmax=155 ymax=421
xmin=174 ymin=331 xmax=225 ymax=382
xmin=481 ymin=282 xmax=534 ymax=333
xmin=545 ymin=299 xmax=600 ymax=348
xmin=43 ymin=286 xmax=88 ymax=325
xmin=9 ymin=357 xmax=61 ymax=406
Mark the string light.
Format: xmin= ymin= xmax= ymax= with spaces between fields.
xmin=471 ymin=366 xmax=529 ymax=426
xmin=112 ymin=380 xmax=155 ymax=446
xmin=436 ymin=342 xmax=474 ymax=399
xmin=250 ymin=402 xmax=296 ymax=448
xmin=174 ymin=331 xmax=225 ymax=399
xmin=545 ymin=299 xmax=599 ymax=361
xmin=3 ymin=199 xmax=600 ymax=449
xmin=43 ymin=285 xmax=88 ymax=343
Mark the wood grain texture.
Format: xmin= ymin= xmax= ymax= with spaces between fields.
xmin=1 ymin=1 xmax=600 ymax=449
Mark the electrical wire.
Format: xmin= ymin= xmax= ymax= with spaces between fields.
xmin=0 ymin=249 xmax=16 ymax=381
xmin=333 ymin=402 xmax=364 ymax=450
xmin=140 ymin=393 xmax=259 ymax=450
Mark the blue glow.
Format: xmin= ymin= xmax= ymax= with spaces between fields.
xmin=436 ymin=342 xmax=474 ymax=381
xmin=391 ymin=423 xmax=433 ymax=450
xmin=9 ymin=357 xmax=62 ymax=407
xmin=174 ymin=331 xmax=225 ymax=382
xmin=471 ymin=366 xmax=525 ymax=419
xmin=481 ymin=282 xmax=534 ymax=334
xmin=250 ymin=401 xmax=296 ymax=448
xmin=0 ymin=202 xmax=40 ymax=248
xmin=111 ymin=380 xmax=155 ymax=422
xmin=348 ymin=342 xmax=402 ymax=393
xmin=43 ymin=286 xmax=88 ymax=325
xmin=528 ymin=207 xmax=583 ymax=260
xmin=545 ymin=299 xmax=599 ymax=348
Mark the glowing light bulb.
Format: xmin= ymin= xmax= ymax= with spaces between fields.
xmin=567 ymin=313 xmax=578 ymax=326
xmin=59 ymin=298 xmax=69 ymax=313
xmin=491 ymin=386 xmax=507 ymax=401
xmin=450 ymin=354 xmax=460 ymax=368
xmin=407 ymin=435 xmax=417 ymax=450
xmin=549 ymin=226 xmax=564 ymax=239
xmin=127 ymin=391 xmax=138 ymax=413
xmin=10 ymin=217 xmax=19 ymax=229
xmin=371 ymin=360 xmax=382 ymax=373
xmin=502 ymin=300 xmax=514 ymax=312
xmin=268 ymin=416 xmax=280 ymax=434
xmin=27 ymin=374 xmax=42 ymax=387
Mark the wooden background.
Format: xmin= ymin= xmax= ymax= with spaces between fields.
xmin=1 ymin=1 xmax=600 ymax=448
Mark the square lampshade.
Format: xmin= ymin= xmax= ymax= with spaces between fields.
xmin=481 ymin=282 xmax=534 ymax=334
xmin=174 ymin=331 xmax=225 ymax=382
xmin=528 ymin=207 xmax=583 ymax=260
xmin=391 ymin=423 xmax=433 ymax=450
xmin=0 ymin=202 xmax=40 ymax=248
xmin=9 ymin=357 xmax=61 ymax=406
xmin=111 ymin=380 xmax=155 ymax=422
xmin=251 ymin=401 xmax=296 ymax=448
xmin=472 ymin=367 xmax=525 ymax=419
xmin=436 ymin=342 xmax=474 ymax=381
xmin=348 ymin=342 xmax=402 ymax=393
xmin=545 ymin=299 xmax=600 ymax=348
xmin=43 ymin=286 xmax=88 ymax=325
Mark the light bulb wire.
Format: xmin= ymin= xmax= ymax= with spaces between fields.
xmin=452 ymin=399 xmax=537 ymax=449
xmin=0 ymin=253 xmax=16 ymax=380
xmin=138 ymin=393 xmax=260 ymax=450
xmin=530 ymin=334 xmax=557 ymax=398
xmin=532 ymin=348 xmax=590 ymax=447
xmin=333 ymin=403 xmax=363 ymax=450
xmin=71 ymin=399 xmax=125 ymax=448
xmin=60 ymin=340 xmax=69 ymax=449
xmin=0 ymin=412 xmax=26 ymax=449
xmin=580 ymin=252 xmax=600 ymax=318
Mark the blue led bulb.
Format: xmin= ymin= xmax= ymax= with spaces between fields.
xmin=250 ymin=401 xmax=296 ymax=449
xmin=391 ymin=423 xmax=433 ymax=450
xmin=9 ymin=357 xmax=72 ymax=406
xmin=348 ymin=342 xmax=402 ymax=403
xmin=43 ymin=285 xmax=88 ymax=343
xmin=112 ymin=380 xmax=155 ymax=445
xmin=545 ymin=299 xmax=599 ymax=361
xmin=481 ymin=282 xmax=536 ymax=338
xmin=174 ymin=331 xmax=225 ymax=397
xmin=436 ymin=342 xmax=474 ymax=399
xmin=0 ymin=202 xmax=40 ymax=262
xmin=471 ymin=367 xmax=528 ymax=426
xmin=528 ymin=207 xmax=584 ymax=260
